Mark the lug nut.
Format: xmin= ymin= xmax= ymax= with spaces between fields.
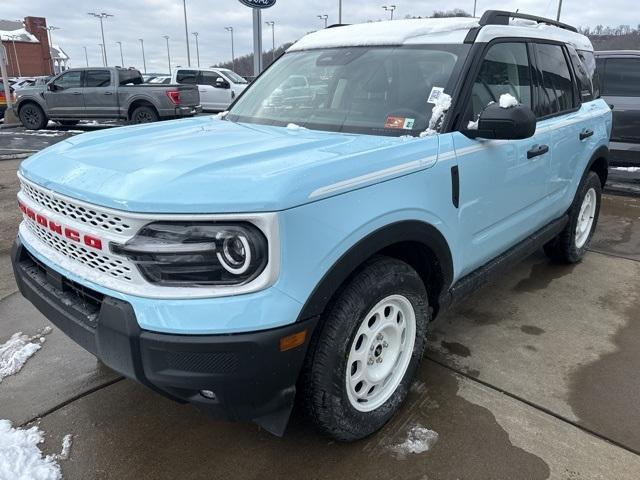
xmin=383 ymin=341 xmax=389 ymax=348
xmin=376 ymin=357 xmax=383 ymax=363
xmin=376 ymin=333 xmax=383 ymax=341
xmin=368 ymin=359 xmax=374 ymax=366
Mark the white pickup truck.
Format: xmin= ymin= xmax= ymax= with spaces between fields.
xmin=170 ymin=67 xmax=248 ymax=111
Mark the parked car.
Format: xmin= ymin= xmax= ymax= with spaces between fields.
xmin=14 ymin=67 xmax=201 ymax=129
xmin=171 ymin=67 xmax=247 ymax=111
xmin=12 ymin=11 xmax=610 ymax=441
xmin=147 ymin=75 xmax=171 ymax=85
xmin=595 ymin=50 xmax=640 ymax=166
xmin=0 ymin=81 xmax=15 ymax=118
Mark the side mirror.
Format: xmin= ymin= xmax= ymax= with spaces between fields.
xmin=47 ymin=83 xmax=57 ymax=91
xmin=464 ymin=103 xmax=536 ymax=140
xmin=215 ymin=78 xmax=230 ymax=89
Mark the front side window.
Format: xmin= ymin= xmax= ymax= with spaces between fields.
xmin=199 ymin=71 xmax=223 ymax=87
xmin=601 ymin=58 xmax=640 ymax=97
xmin=466 ymin=42 xmax=532 ymax=123
xmin=85 ymin=70 xmax=112 ymax=87
xmin=52 ymin=71 xmax=82 ymax=89
xmin=221 ymin=70 xmax=247 ymax=84
xmin=535 ymin=43 xmax=574 ymax=117
xmin=227 ymin=45 xmax=468 ymax=136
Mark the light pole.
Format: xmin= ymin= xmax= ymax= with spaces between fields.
xmin=556 ymin=0 xmax=563 ymax=21
xmin=318 ymin=14 xmax=328 ymax=28
xmin=88 ymin=13 xmax=113 ymax=66
xmin=192 ymin=32 xmax=200 ymax=67
xmin=116 ymin=41 xmax=124 ymax=66
xmin=265 ymin=21 xmax=275 ymax=63
xmin=473 ymin=0 xmax=477 ymax=17
xmin=83 ymin=46 xmax=89 ymax=67
xmin=339 ymin=0 xmax=342 ymax=23
xmin=98 ymin=44 xmax=105 ymax=66
xmin=225 ymin=27 xmax=235 ymax=71
xmin=182 ymin=0 xmax=191 ymax=66
xmin=39 ymin=26 xmax=60 ymax=74
xmin=163 ymin=35 xmax=171 ymax=73
xmin=382 ymin=5 xmax=396 ymax=20
xmin=139 ymin=39 xmax=147 ymax=74
xmin=9 ymin=35 xmax=21 ymax=77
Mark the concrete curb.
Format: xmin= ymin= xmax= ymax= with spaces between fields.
xmin=0 ymin=152 xmax=32 ymax=160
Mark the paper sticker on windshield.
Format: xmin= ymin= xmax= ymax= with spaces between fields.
xmin=385 ymin=116 xmax=415 ymax=130
xmin=427 ymin=87 xmax=445 ymax=104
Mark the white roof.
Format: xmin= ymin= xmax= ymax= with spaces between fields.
xmin=0 ymin=27 xmax=38 ymax=43
xmin=50 ymin=45 xmax=69 ymax=61
xmin=288 ymin=16 xmax=592 ymax=52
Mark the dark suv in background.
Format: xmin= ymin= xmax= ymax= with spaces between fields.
xmin=596 ymin=50 xmax=640 ymax=166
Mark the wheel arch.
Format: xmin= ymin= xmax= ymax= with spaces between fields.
xmin=296 ymin=220 xmax=454 ymax=323
xmin=127 ymin=99 xmax=158 ymax=119
xmin=17 ymin=98 xmax=46 ymax=116
xmin=586 ymin=144 xmax=609 ymax=188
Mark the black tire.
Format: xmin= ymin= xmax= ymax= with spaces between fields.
xmin=18 ymin=103 xmax=48 ymax=130
xmin=300 ymin=256 xmax=429 ymax=441
xmin=57 ymin=120 xmax=80 ymax=126
xmin=544 ymin=171 xmax=602 ymax=263
xmin=129 ymin=105 xmax=159 ymax=124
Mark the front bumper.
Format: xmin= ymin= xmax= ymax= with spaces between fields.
xmin=11 ymin=238 xmax=317 ymax=435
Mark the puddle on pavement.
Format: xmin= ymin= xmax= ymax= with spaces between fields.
xmin=520 ymin=325 xmax=545 ymax=336
xmin=513 ymin=259 xmax=577 ymax=293
xmin=568 ymin=272 xmax=640 ymax=453
xmin=591 ymin=195 xmax=640 ymax=261
xmin=439 ymin=340 xmax=471 ymax=357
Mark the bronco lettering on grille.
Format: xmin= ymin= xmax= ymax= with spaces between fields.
xmin=18 ymin=200 xmax=104 ymax=251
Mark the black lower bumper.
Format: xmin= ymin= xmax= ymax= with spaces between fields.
xmin=11 ymin=238 xmax=317 ymax=435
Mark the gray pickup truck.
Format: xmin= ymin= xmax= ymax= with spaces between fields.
xmin=15 ymin=67 xmax=201 ymax=129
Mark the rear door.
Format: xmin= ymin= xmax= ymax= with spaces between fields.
xmin=43 ymin=70 xmax=84 ymax=116
xmin=598 ymin=56 xmax=640 ymax=159
xmin=453 ymin=41 xmax=551 ymax=274
xmin=83 ymin=69 xmax=118 ymax=117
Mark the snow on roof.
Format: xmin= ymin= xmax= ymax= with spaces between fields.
xmin=51 ymin=45 xmax=69 ymax=61
xmin=289 ymin=15 xmax=592 ymax=52
xmin=0 ymin=25 xmax=38 ymax=43
xmin=289 ymin=18 xmax=480 ymax=51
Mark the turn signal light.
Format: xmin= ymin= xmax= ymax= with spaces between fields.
xmin=166 ymin=90 xmax=181 ymax=105
xmin=279 ymin=330 xmax=307 ymax=352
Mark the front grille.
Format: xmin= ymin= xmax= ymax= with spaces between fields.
xmin=24 ymin=218 xmax=134 ymax=282
xmin=25 ymin=250 xmax=104 ymax=327
xmin=20 ymin=180 xmax=133 ymax=234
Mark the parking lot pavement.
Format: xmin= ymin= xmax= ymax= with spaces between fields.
xmin=1 ymin=156 xmax=640 ymax=478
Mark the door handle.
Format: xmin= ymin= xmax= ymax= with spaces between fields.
xmin=104 ymin=91 xmax=113 ymax=95
xmin=580 ymin=129 xmax=594 ymax=141
xmin=527 ymin=144 xmax=549 ymax=159
xmin=71 ymin=92 xmax=82 ymax=95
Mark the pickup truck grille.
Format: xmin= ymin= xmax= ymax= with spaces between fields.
xmin=20 ymin=179 xmax=134 ymax=234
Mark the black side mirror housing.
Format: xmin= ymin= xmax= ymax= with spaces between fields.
xmin=215 ymin=78 xmax=230 ymax=89
xmin=464 ymin=103 xmax=536 ymax=140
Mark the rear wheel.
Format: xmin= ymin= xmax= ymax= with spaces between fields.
xmin=544 ymin=171 xmax=602 ymax=263
xmin=18 ymin=103 xmax=48 ymax=130
xmin=300 ymin=256 xmax=429 ymax=441
xmin=129 ymin=105 xmax=159 ymax=124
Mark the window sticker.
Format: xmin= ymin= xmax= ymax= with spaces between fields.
xmin=427 ymin=86 xmax=445 ymax=104
xmin=385 ymin=116 xmax=415 ymax=130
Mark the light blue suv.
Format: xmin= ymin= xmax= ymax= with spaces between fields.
xmin=11 ymin=11 xmax=611 ymax=441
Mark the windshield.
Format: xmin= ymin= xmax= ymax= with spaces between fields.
xmin=222 ymin=70 xmax=248 ymax=84
xmin=227 ymin=45 xmax=468 ymax=136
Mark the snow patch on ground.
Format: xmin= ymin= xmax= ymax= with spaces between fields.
xmin=499 ymin=93 xmax=519 ymax=108
xmin=389 ymin=425 xmax=439 ymax=458
xmin=0 ymin=328 xmax=52 ymax=384
xmin=0 ymin=420 xmax=72 ymax=480
xmin=420 ymin=93 xmax=452 ymax=137
xmin=612 ymin=166 xmax=640 ymax=172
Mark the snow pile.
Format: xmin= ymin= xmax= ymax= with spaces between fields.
xmin=0 ymin=328 xmax=51 ymax=384
xmin=499 ymin=93 xmax=519 ymax=109
xmin=289 ymin=18 xmax=479 ymax=51
xmin=389 ymin=425 xmax=439 ymax=457
xmin=612 ymin=166 xmax=640 ymax=173
xmin=215 ymin=111 xmax=229 ymax=120
xmin=286 ymin=123 xmax=306 ymax=130
xmin=0 ymin=420 xmax=72 ymax=480
xmin=467 ymin=119 xmax=479 ymax=130
xmin=420 ymin=93 xmax=451 ymax=137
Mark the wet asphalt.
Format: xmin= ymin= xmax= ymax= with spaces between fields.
xmin=0 ymin=127 xmax=640 ymax=479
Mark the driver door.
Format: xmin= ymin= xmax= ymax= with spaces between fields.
xmin=43 ymin=70 xmax=84 ymax=116
xmin=453 ymin=41 xmax=551 ymax=275
xmin=199 ymin=71 xmax=231 ymax=111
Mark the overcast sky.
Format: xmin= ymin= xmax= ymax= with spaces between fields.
xmin=3 ymin=0 xmax=633 ymax=74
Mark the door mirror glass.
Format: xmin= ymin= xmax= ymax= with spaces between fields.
xmin=215 ymin=77 xmax=230 ymax=89
xmin=464 ymin=103 xmax=536 ymax=140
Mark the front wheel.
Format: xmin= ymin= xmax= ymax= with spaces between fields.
xmin=18 ymin=103 xmax=48 ymax=130
xmin=544 ymin=171 xmax=602 ymax=263
xmin=300 ymin=256 xmax=429 ymax=441
xmin=129 ymin=105 xmax=159 ymax=124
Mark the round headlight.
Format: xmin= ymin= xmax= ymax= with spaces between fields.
xmin=217 ymin=234 xmax=252 ymax=275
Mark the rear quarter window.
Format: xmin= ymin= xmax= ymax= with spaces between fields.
xmin=567 ymin=47 xmax=594 ymax=102
xmin=534 ymin=43 xmax=574 ymax=117
xmin=578 ymin=50 xmax=600 ymax=99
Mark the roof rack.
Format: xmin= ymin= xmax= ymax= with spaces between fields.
xmin=479 ymin=10 xmax=578 ymax=33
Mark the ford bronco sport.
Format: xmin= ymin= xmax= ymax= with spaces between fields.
xmin=12 ymin=11 xmax=611 ymax=441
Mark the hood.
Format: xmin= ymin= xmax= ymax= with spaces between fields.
xmin=20 ymin=116 xmax=437 ymax=214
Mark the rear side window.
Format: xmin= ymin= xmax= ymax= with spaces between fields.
xmin=85 ymin=70 xmax=111 ymax=87
xmin=567 ymin=47 xmax=593 ymax=102
xmin=176 ymin=70 xmax=198 ymax=84
xmin=468 ymin=42 xmax=532 ymax=121
xmin=534 ymin=43 xmax=574 ymax=117
xmin=578 ymin=50 xmax=600 ymax=98
xmin=601 ymin=58 xmax=640 ymax=96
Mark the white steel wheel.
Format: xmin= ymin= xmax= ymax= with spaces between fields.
xmin=346 ymin=294 xmax=417 ymax=412
xmin=575 ymin=187 xmax=597 ymax=249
